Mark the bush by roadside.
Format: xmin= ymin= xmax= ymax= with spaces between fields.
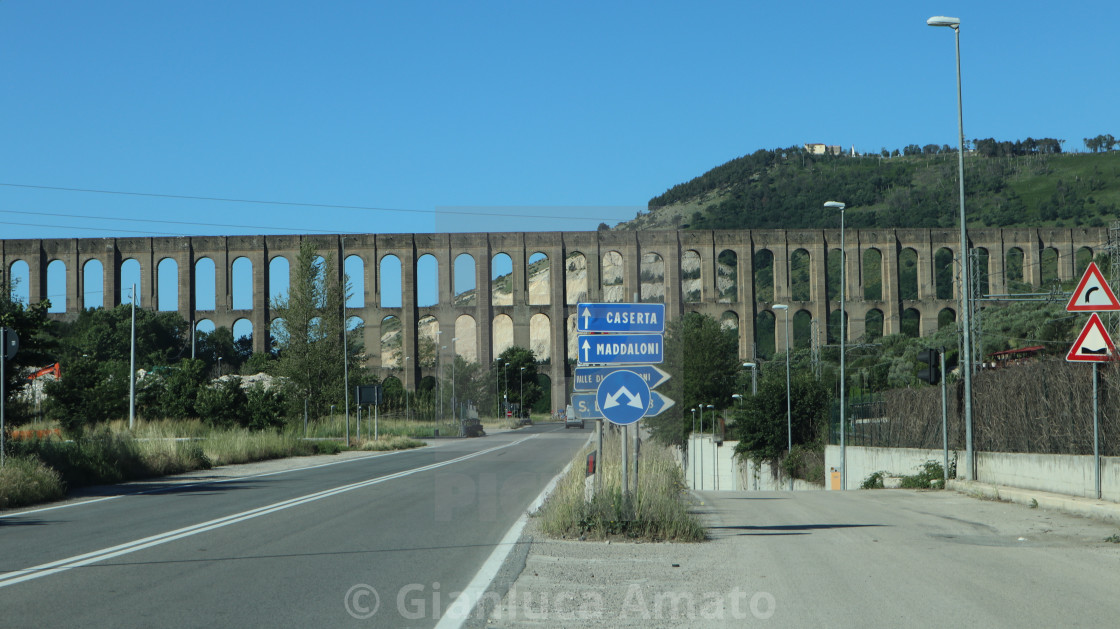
xmin=0 ymin=455 xmax=66 ymax=509
xmin=358 ymin=436 xmax=426 ymax=451
xmin=536 ymin=430 xmax=704 ymax=542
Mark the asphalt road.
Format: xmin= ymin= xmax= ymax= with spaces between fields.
xmin=486 ymin=488 xmax=1120 ymax=628
xmin=0 ymin=424 xmax=589 ymax=628
xmin=699 ymin=489 xmax=1120 ymax=627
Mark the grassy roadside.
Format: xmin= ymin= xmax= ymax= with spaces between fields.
xmin=536 ymin=430 xmax=704 ymax=542
xmin=0 ymin=418 xmax=430 ymax=510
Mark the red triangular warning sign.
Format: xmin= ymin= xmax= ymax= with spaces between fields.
xmin=1066 ymin=262 xmax=1120 ymax=312
xmin=1066 ymin=313 xmax=1117 ymax=362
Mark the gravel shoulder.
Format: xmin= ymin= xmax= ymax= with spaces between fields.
xmin=483 ymin=495 xmax=760 ymax=628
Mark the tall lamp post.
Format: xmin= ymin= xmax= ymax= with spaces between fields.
xmin=440 ymin=345 xmax=447 ymax=419
xmin=404 ymin=356 xmax=411 ymax=421
xmin=698 ymin=404 xmax=705 ymax=490
xmin=519 ymin=366 xmax=525 ymax=420
xmin=707 ymin=403 xmax=717 ymax=490
xmin=773 ymin=304 xmax=792 ymax=490
xmin=690 ymin=407 xmax=697 ymax=488
xmin=928 ymin=15 xmax=974 ymax=480
xmin=731 ymin=394 xmax=743 ymax=407
xmin=451 ymin=338 xmax=458 ymax=423
xmin=742 ymin=362 xmax=757 ymax=395
xmin=825 ymin=200 xmax=847 ymax=490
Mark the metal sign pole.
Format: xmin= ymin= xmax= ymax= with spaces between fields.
xmin=1 ymin=332 xmax=6 ymax=468
xmin=596 ymin=419 xmax=603 ymax=494
xmin=1094 ymin=363 xmax=1101 ymax=499
xmin=941 ymin=350 xmax=948 ymax=485
xmin=621 ymin=424 xmax=629 ymax=505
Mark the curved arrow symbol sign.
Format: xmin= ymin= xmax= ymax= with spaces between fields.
xmin=596 ymin=370 xmax=650 ymax=425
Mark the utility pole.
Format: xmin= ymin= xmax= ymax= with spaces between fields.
xmin=129 ymin=284 xmax=136 ymax=430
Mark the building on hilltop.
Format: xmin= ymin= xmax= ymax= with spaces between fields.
xmin=804 ymin=143 xmax=842 ymax=156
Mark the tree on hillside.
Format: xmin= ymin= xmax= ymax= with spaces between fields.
xmin=1085 ymin=134 xmax=1117 ymax=153
xmin=271 ymin=241 xmax=365 ymax=420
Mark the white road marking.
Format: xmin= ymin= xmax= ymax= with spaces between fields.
xmin=435 ymin=433 xmax=586 ymax=628
xmin=0 ymin=436 xmax=536 ymax=589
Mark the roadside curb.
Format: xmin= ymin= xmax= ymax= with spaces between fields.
xmin=948 ymin=479 xmax=1120 ymax=525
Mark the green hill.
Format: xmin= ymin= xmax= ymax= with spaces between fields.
xmin=622 ymin=141 xmax=1120 ymax=231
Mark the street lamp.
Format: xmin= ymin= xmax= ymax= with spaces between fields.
xmin=404 ymin=356 xmax=411 ymax=421
xmin=742 ymin=362 xmax=757 ymax=395
xmin=825 ymin=200 xmax=847 ymax=490
xmin=698 ymin=404 xmax=705 ymax=490
xmin=440 ymin=345 xmax=447 ymax=420
xmin=731 ymin=393 xmax=743 ymax=407
xmin=217 ymin=356 xmax=222 ymax=378
xmin=519 ymin=366 xmax=525 ymax=420
xmin=690 ymin=407 xmax=697 ymax=488
xmin=773 ymin=304 xmax=792 ymax=490
xmin=503 ymin=362 xmax=509 ymax=418
xmin=928 ymin=15 xmax=974 ymax=480
xmin=708 ymin=404 xmax=717 ymax=491
xmin=451 ymin=338 xmax=458 ymax=423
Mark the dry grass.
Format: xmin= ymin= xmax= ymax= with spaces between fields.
xmin=0 ymin=455 xmax=66 ymax=509
xmin=357 ymin=436 xmax=426 ymax=451
xmin=536 ymin=430 xmax=704 ymax=542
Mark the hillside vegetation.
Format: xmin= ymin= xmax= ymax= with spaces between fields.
xmin=624 ymin=138 xmax=1120 ymax=231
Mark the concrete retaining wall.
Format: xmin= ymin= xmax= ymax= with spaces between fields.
xmin=825 ymin=444 xmax=1120 ymax=501
xmin=825 ymin=445 xmax=955 ymax=491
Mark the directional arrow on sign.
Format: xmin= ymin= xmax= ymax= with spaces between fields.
xmin=645 ymin=391 xmax=676 ymax=417
xmin=603 ymin=385 xmax=644 ymax=410
xmin=577 ymin=334 xmax=664 ymax=365
xmin=596 ymin=370 xmax=650 ymax=425
xmin=1066 ymin=262 xmax=1120 ymax=312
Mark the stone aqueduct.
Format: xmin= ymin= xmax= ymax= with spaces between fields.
xmin=1 ymin=227 xmax=1106 ymax=406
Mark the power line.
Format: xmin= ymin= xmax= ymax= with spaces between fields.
xmin=0 ymin=182 xmax=621 ymax=221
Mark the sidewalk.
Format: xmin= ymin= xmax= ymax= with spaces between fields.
xmin=948 ymin=478 xmax=1120 ymax=525
xmin=482 ymin=481 xmax=1120 ymax=627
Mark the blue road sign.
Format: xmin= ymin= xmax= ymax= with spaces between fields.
xmin=645 ymin=391 xmax=676 ymax=417
xmin=573 ymin=365 xmax=671 ymax=392
xmin=576 ymin=302 xmax=665 ymax=333
xmin=577 ymin=334 xmax=663 ymax=365
xmin=596 ymin=370 xmax=651 ymax=425
xmin=573 ymin=390 xmax=676 ymax=419
xmin=572 ymin=393 xmax=602 ymax=419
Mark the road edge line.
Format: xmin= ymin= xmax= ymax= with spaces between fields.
xmin=436 ymin=432 xmax=592 ymax=628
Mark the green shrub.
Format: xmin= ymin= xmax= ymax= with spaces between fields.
xmin=195 ymin=377 xmax=249 ymax=427
xmin=244 ymin=383 xmax=288 ymax=429
xmin=861 ymin=471 xmax=886 ymax=489
xmin=10 ymin=429 xmax=146 ymax=487
xmin=899 ymin=461 xmax=945 ymax=489
xmin=308 ymin=439 xmax=344 ymax=454
xmin=0 ymin=455 xmax=66 ymax=508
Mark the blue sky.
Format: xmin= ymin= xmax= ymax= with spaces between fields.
xmin=1 ymin=0 xmax=1118 ymax=242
